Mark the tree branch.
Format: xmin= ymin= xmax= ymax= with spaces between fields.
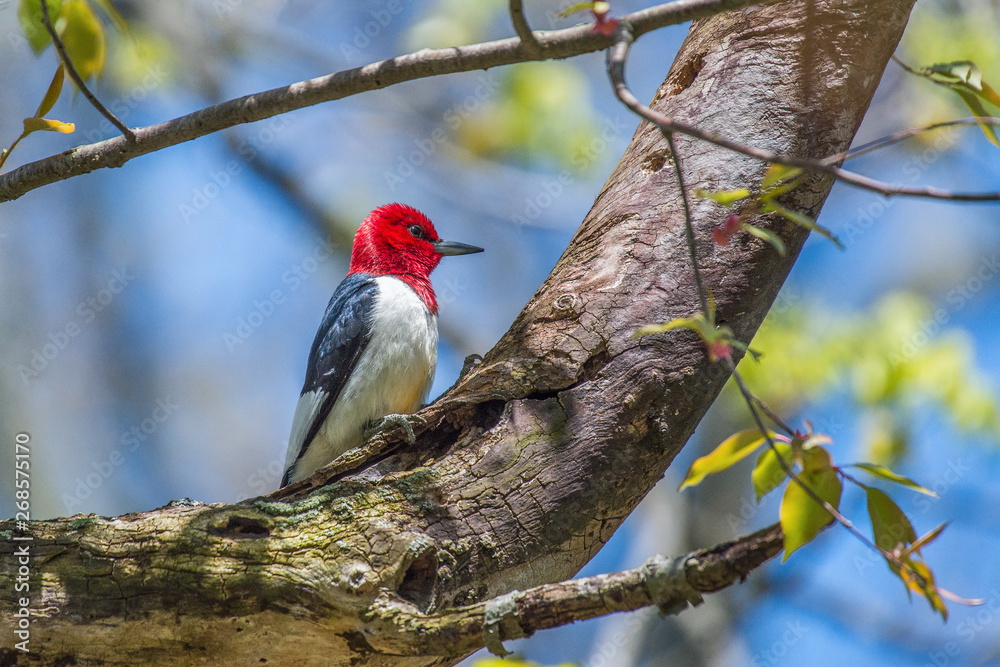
xmin=366 ymin=524 xmax=784 ymax=657
xmin=509 ymin=0 xmax=542 ymax=55
xmin=607 ymin=29 xmax=1000 ymax=201
xmin=0 ymin=0 xmax=782 ymax=203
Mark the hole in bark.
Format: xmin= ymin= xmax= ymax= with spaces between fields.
xmin=210 ymin=515 xmax=271 ymax=539
xmin=577 ymin=342 xmax=612 ymax=384
xmin=666 ymin=52 xmax=705 ymax=95
xmin=340 ymin=630 xmax=375 ymax=654
xmin=640 ymin=150 xmax=673 ymax=174
xmin=398 ymin=548 xmax=439 ymax=611
xmin=476 ymin=399 xmax=506 ymax=432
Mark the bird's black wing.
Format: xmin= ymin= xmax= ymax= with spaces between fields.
xmin=282 ymin=273 xmax=379 ymax=486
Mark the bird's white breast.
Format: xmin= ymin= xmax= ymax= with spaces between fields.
xmin=290 ymin=276 xmax=438 ymax=482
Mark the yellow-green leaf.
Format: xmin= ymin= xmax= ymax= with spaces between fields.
xmin=904 ymin=523 xmax=948 ymax=556
xmin=780 ymin=467 xmax=842 ymax=560
xmin=59 ymin=0 xmax=107 ymax=82
xmin=954 ymin=89 xmax=1000 ymax=148
xmin=866 ymin=487 xmax=916 ymax=556
xmin=635 ymin=316 xmax=700 ymax=338
xmin=740 ymin=223 xmax=786 ymax=255
xmin=18 ymin=0 xmax=62 ymax=53
xmin=854 ymin=463 xmax=938 ymax=497
xmin=764 ymin=201 xmax=845 ymax=249
xmin=694 ymin=188 xmax=752 ymax=205
xmin=679 ymin=430 xmax=771 ymax=491
xmin=752 ymin=443 xmax=793 ymax=501
xmin=761 ymin=163 xmax=802 ymax=188
xmin=23 ymin=117 xmax=75 ymax=134
xmin=34 ymin=63 xmax=66 ymax=118
xmin=899 ymin=556 xmax=948 ymax=621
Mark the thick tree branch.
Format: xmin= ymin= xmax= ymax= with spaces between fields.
xmin=366 ymin=524 xmax=784 ymax=657
xmin=0 ymin=0 xmax=780 ymax=202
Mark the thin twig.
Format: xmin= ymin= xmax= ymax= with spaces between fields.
xmin=665 ymin=131 xmax=709 ymax=315
xmin=1 ymin=0 xmax=786 ymax=202
xmin=39 ymin=1 xmax=135 ymax=141
xmin=509 ymin=0 xmax=542 ymax=55
xmin=607 ymin=28 xmax=1000 ymax=202
xmin=830 ymin=117 xmax=1000 ymax=164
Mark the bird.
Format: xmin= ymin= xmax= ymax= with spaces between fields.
xmin=281 ymin=203 xmax=483 ymax=487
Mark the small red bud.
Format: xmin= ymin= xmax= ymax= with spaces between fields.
xmin=712 ymin=227 xmax=731 ymax=246
xmin=707 ymin=340 xmax=733 ymax=362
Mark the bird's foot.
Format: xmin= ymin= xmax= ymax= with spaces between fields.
xmin=365 ymin=413 xmax=424 ymax=444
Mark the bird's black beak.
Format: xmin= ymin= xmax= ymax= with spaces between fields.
xmin=433 ymin=239 xmax=484 ymax=256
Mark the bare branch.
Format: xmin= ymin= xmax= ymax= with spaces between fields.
xmin=0 ymin=0 xmax=783 ymax=203
xmin=366 ymin=524 xmax=784 ymax=657
xmin=836 ymin=117 xmax=1000 ymax=163
xmin=509 ymin=0 xmax=542 ymax=55
xmin=38 ymin=0 xmax=135 ymax=141
xmin=607 ymin=29 xmax=1000 ymax=202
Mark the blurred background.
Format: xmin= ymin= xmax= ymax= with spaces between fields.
xmin=1 ymin=0 xmax=999 ymax=665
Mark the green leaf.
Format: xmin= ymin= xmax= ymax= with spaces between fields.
xmin=22 ymin=117 xmax=75 ymax=134
xmin=780 ymin=467 xmax=842 ymax=560
xmin=866 ymin=487 xmax=917 ymax=556
xmin=18 ymin=0 xmax=62 ymax=53
xmin=752 ymin=443 xmax=793 ymax=501
xmin=59 ymin=0 xmax=107 ymax=83
xmin=904 ymin=522 xmax=948 ymax=556
xmin=954 ymin=89 xmax=1000 ymax=148
xmin=695 ymin=188 xmax=752 ymax=205
xmin=635 ymin=316 xmax=701 ymax=338
xmin=679 ymin=430 xmax=771 ymax=491
xmin=914 ymin=61 xmax=1000 ymax=148
xmin=761 ymin=163 xmax=802 ymax=188
xmin=34 ymin=63 xmax=65 ymax=118
xmin=555 ymin=2 xmax=602 ymax=18
xmin=764 ymin=202 xmax=845 ymax=249
xmin=740 ymin=222 xmax=787 ymax=256
xmin=853 ymin=463 xmax=938 ymax=497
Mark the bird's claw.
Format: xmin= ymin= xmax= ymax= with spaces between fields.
xmin=366 ymin=413 xmax=424 ymax=444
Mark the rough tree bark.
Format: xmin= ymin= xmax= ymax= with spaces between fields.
xmin=0 ymin=1 xmax=916 ymax=664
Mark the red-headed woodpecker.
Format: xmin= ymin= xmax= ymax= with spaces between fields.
xmin=281 ymin=203 xmax=483 ymax=486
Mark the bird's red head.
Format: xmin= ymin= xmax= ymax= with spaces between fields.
xmin=348 ymin=203 xmax=483 ymax=313
xmin=349 ymin=203 xmax=443 ymax=279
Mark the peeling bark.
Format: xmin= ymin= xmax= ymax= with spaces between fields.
xmin=0 ymin=1 xmax=916 ymax=664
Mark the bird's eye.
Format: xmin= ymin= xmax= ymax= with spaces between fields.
xmin=408 ymin=225 xmax=424 ymax=238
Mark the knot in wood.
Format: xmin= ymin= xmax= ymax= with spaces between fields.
xmin=551 ymin=294 xmax=578 ymax=317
